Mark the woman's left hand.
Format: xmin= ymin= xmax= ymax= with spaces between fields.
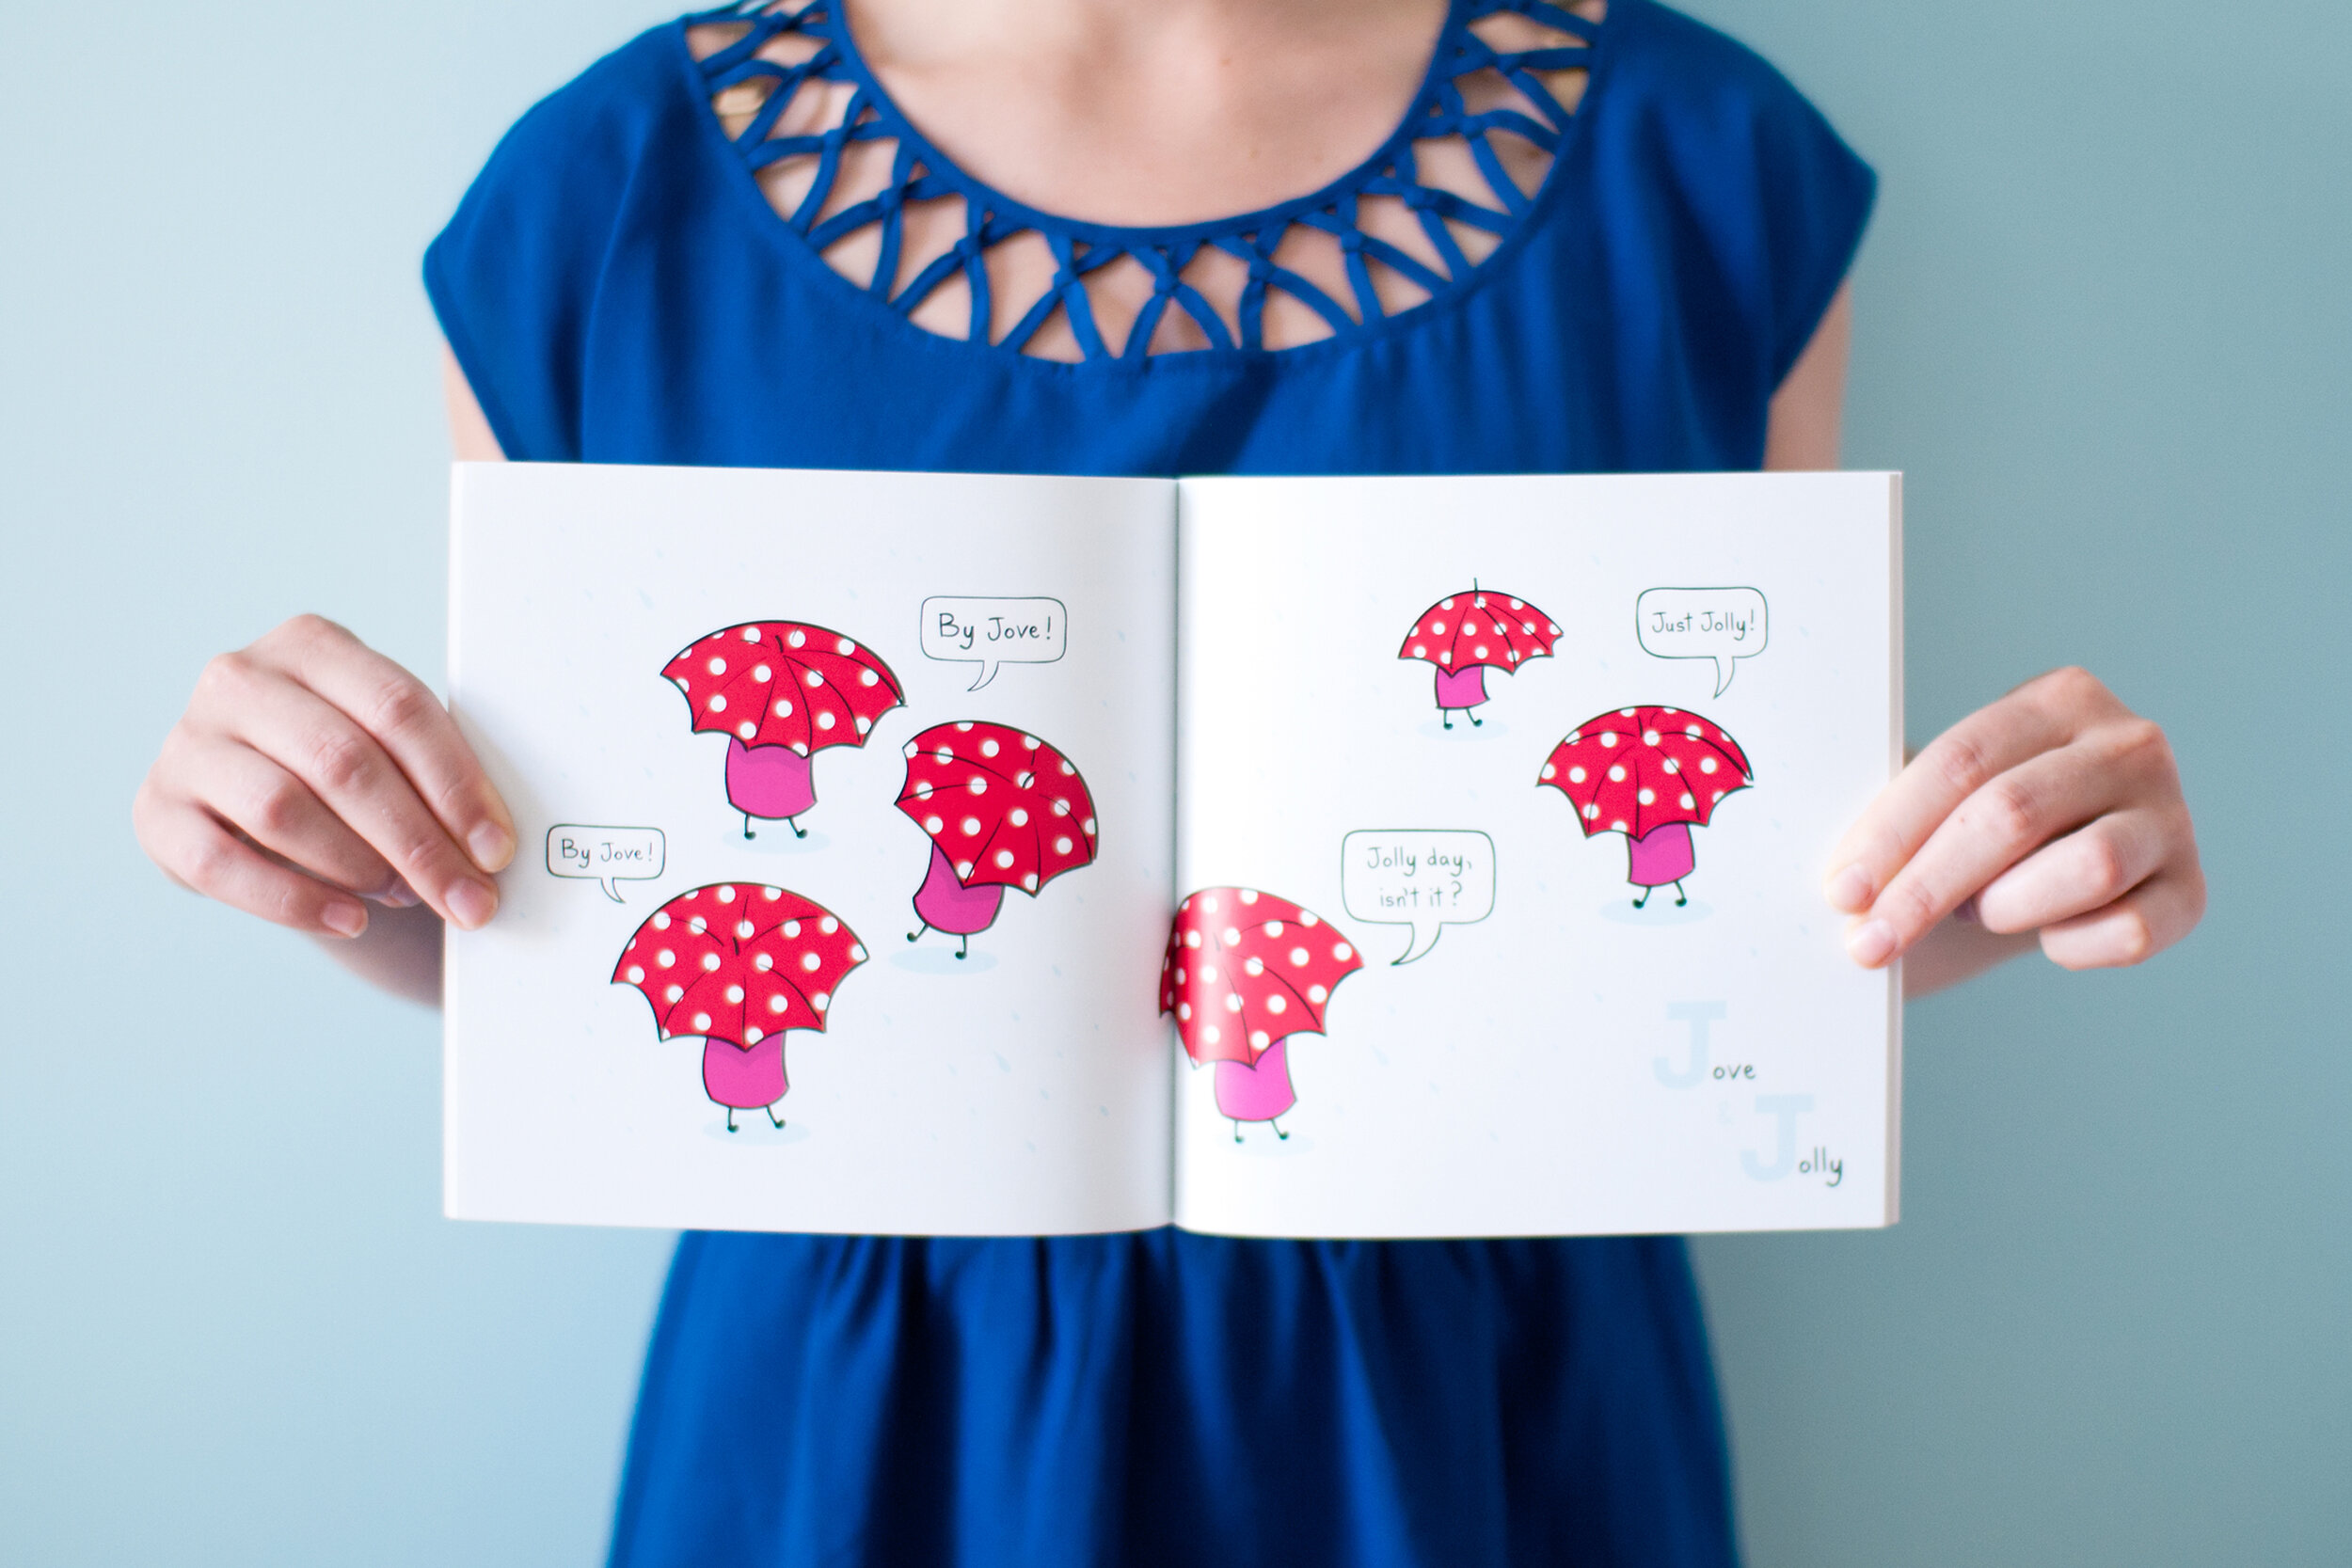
xmin=1825 ymin=666 xmax=2204 ymax=973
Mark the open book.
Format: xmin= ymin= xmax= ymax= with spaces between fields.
xmin=447 ymin=464 xmax=1901 ymax=1239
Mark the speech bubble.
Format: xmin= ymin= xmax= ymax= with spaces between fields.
xmin=1340 ymin=829 xmax=1496 ymax=964
xmin=918 ymin=596 xmax=1068 ymax=690
xmin=1636 ymin=587 xmax=1770 ymax=696
xmin=546 ymin=825 xmax=666 ymax=902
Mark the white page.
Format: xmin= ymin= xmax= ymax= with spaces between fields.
xmin=447 ymin=463 xmax=1177 ymax=1235
xmin=1171 ymin=472 xmax=1901 ymax=1238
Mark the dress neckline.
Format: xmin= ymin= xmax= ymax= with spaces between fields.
xmin=680 ymin=0 xmax=1609 ymax=362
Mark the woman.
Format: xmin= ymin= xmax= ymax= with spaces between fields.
xmin=132 ymin=1 xmax=2204 ymax=1561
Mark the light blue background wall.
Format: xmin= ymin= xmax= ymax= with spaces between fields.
xmin=2 ymin=2 xmax=2344 ymax=1562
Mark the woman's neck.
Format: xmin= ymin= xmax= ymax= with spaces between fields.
xmin=840 ymin=0 xmax=1451 ymax=226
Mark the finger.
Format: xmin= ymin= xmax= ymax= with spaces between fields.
xmin=261 ymin=616 xmax=516 ymax=873
xmin=208 ymin=655 xmax=499 ymax=929
xmin=1847 ymin=733 xmax=2155 ymax=964
xmin=2038 ymin=870 xmax=2205 ymax=970
xmin=144 ymin=801 xmax=371 ymax=937
xmin=1974 ymin=806 xmax=2179 ymax=934
xmin=174 ymin=735 xmax=402 ymax=898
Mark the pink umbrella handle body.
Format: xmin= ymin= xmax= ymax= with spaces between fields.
xmin=1212 ymin=1037 xmax=1298 ymax=1122
xmin=1433 ymin=665 xmax=1489 ymax=711
xmin=1625 ymin=821 xmax=1697 ymax=887
xmin=913 ymin=841 xmax=1005 ymax=935
xmin=726 ymin=738 xmax=818 ymax=821
xmin=702 ymin=1035 xmax=788 ymax=1110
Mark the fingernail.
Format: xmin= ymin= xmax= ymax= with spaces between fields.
xmin=321 ymin=901 xmax=368 ymax=939
xmin=447 ymin=879 xmax=499 ymax=931
xmin=1825 ymin=863 xmax=1874 ymax=912
xmin=1846 ymin=919 xmax=1898 ymax=967
xmin=369 ymin=876 xmax=421 ymax=909
xmin=469 ymin=822 xmax=515 ymax=872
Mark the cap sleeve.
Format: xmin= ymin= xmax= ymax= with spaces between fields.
xmin=1600 ymin=3 xmax=1879 ymax=396
xmin=423 ymin=26 xmax=678 ymax=462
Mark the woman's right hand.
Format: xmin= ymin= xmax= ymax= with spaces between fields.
xmin=134 ymin=614 xmax=515 ymax=940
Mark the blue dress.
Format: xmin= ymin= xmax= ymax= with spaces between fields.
xmin=427 ymin=3 xmax=1873 ymax=1561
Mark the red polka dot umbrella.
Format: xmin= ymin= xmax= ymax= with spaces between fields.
xmin=1398 ymin=587 xmax=1561 ymax=726
xmin=611 ymin=882 xmax=867 ymax=1132
xmin=1536 ymin=705 xmax=1755 ymax=909
xmin=1158 ymin=888 xmax=1365 ymax=1139
xmin=894 ymin=721 xmax=1099 ymax=958
xmin=663 ymin=622 xmax=904 ymax=839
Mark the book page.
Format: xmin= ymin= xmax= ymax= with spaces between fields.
xmin=447 ymin=463 xmax=1177 ymax=1236
xmin=1170 ymin=472 xmax=1900 ymax=1239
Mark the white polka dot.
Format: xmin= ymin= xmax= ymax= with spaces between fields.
xmin=1009 ymin=808 xmax=1028 ymax=827
xmin=691 ymin=1012 xmax=711 ymax=1032
xmin=737 ymin=721 xmax=756 ymax=739
xmin=769 ymin=994 xmax=788 ymax=1014
xmin=1548 ymin=623 xmax=1560 ymax=634
xmin=755 ymin=953 xmax=774 ymax=972
xmin=1712 ymin=789 xmax=1725 ymax=802
xmin=1185 ymin=930 xmax=1202 ymax=948
xmin=1266 ymin=994 xmax=1287 ymax=1015
xmin=724 ymin=984 xmax=744 ymax=1003
xmin=774 ymin=698 xmax=793 ymax=717
xmin=800 ymin=952 xmax=821 ymax=973
xmin=625 ymin=965 xmax=644 ymax=983
xmin=956 ymin=722 xmax=973 ymax=732
xmin=707 ymin=657 xmax=726 ymax=675
xmin=1244 ymin=957 xmax=1264 ymax=976
xmin=1662 ymin=758 xmax=1680 ymax=774
xmin=818 ymin=916 xmax=837 ymax=934
xmin=1200 ymin=895 xmax=1219 ymax=911
xmin=1224 ymin=994 xmax=1243 ymax=1013
xmin=849 ymin=943 xmax=866 ymax=961
xmin=1308 ymin=985 xmax=1328 ymax=1004
xmin=1250 ymin=1030 xmax=1269 ymax=1049
xmin=1644 ymin=730 xmax=1661 ymax=746
xmin=1082 ymin=817 xmax=1096 ymax=836
xmin=955 ymin=862 xmax=974 ymax=879
xmin=994 ymin=849 xmax=1015 ymax=868
xmin=1200 ymin=964 xmax=1218 ymax=984
xmin=745 ymin=1026 xmax=763 ymax=1043
xmin=1609 ymin=765 xmax=1626 ymax=782
xmin=1686 ymin=723 xmax=1703 ymax=738
xmin=1264 ymin=920 xmax=1283 ymax=937
xmin=1473 ymin=644 xmax=1489 ymax=659
xmin=1333 ymin=942 xmax=1353 ymax=961
xmin=1600 ymin=731 xmax=1617 ymax=747
xmin=1290 ymin=947 xmax=1310 ymax=966
xmin=1583 ymin=803 xmax=1600 ymax=819
xmin=1054 ymin=836 xmax=1073 ymax=854
xmin=961 ymin=816 xmax=981 ymax=836
xmin=1679 ymin=793 xmax=1696 ymax=808
xmin=702 ymin=953 xmax=722 ymax=972
xmin=1439 ymin=650 xmax=1452 ymax=664
xmin=752 ymin=664 xmax=771 ymax=682
xmin=1238 ymin=892 xmax=1258 ymax=906
xmin=860 ymin=670 xmax=879 ymax=687
xmin=1023 ymin=874 xmax=1038 ymax=891
xmin=1023 ymin=735 xmax=1041 ymax=749
xmin=934 ymin=747 xmax=953 ymax=763
xmin=1610 ymin=818 xmax=1628 ymax=832
xmin=787 ymin=629 xmax=806 ymax=647
xmin=665 ymin=985 xmax=683 ymax=1004
xmin=812 ymin=991 xmax=830 ymax=1010
xmin=717 ymin=886 xmax=736 ymax=903
xmin=1202 ymin=1024 xmax=1221 ymax=1045
xmin=1051 ymin=799 xmax=1070 ymax=816
xmin=688 ymin=916 xmax=707 ymax=934
xmin=1638 ymin=788 xmax=1656 ymax=805
xmin=739 ymin=626 xmax=760 ymax=642
xmin=1566 ymin=730 xmax=1582 ymax=744
xmin=1701 ymin=756 xmax=1719 ymax=774
xmin=835 ymin=637 xmax=853 ymax=655
xmin=817 ymin=710 xmax=836 ymax=730
xmin=805 ymin=671 xmax=824 ymax=688
xmin=736 ymin=920 xmax=755 ymax=940
xmin=1178 ymin=1003 xmax=1192 ymax=1021
xmin=707 ymin=693 xmax=726 ymax=712
xmin=1412 ymin=643 xmax=1426 ymax=657
xmin=1299 ymin=911 xmax=1319 ymax=927
xmin=980 ymin=738 xmax=999 ymax=757
xmin=783 ymin=921 xmax=801 ymax=938
xmin=653 ymin=912 xmax=671 ymax=929
xmin=967 ymin=777 xmax=988 ymax=796
xmin=1222 ymin=927 xmax=1240 ymax=946
xmin=656 ymin=949 xmax=675 ymax=968
xmin=1542 ymin=763 xmax=1557 ymax=780
xmin=1568 ymin=766 xmax=1587 ymax=784
xmin=924 ymin=816 xmax=944 ymax=834
xmin=1059 ymin=760 xmax=1075 ymax=776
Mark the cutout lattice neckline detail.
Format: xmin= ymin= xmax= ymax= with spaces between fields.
xmin=689 ymin=0 xmax=1602 ymax=360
